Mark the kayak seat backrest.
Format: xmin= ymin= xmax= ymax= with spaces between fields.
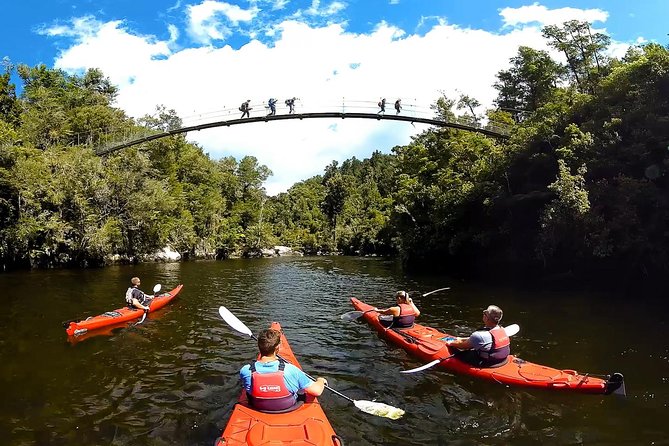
xmin=247 ymin=416 xmax=326 ymax=445
xmin=454 ymin=351 xmax=510 ymax=368
xmin=482 ymin=357 xmax=509 ymax=368
xmin=246 ymin=398 xmax=304 ymax=414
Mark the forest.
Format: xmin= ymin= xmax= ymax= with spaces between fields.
xmin=0 ymin=21 xmax=667 ymax=287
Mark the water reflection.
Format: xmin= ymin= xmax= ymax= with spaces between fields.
xmin=0 ymin=258 xmax=666 ymax=445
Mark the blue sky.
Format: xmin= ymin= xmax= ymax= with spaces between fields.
xmin=3 ymin=1 xmax=667 ymax=194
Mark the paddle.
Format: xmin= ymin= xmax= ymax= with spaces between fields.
xmin=135 ymin=284 xmax=161 ymax=325
xmin=400 ymin=323 xmax=521 ymax=374
xmin=340 ymin=287 xmax=451 ymax=321
xmin=414 ymin=287 xmax=451 ymax=297
xmin=218 ymin=306 xmax=405 ymax=420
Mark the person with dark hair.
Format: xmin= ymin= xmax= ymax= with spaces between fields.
xmin=374 ymin=290 xmax=420 ymax=328
xmin=377 ymin=98 xmax=386 ymax=114
xmin=285 ymin=97 xmax=296 ymax=114
xmin=446 ymin=305 xmax=511 ymax=367
xmin=240 ymin=100 xmax=251 ymax=118
xmin=268 ymin=98 xmax=277 ymax=116
xmin=125 ymin=277 xmax=154 ymax=313
xmin=394 ymin=99 xmax=401 ymax=114
xmin=239 ymin=329 xmax=328 ymax=412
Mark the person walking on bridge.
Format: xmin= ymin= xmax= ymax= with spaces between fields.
xmin=240 ymin=100 xmax=251 ymax=118
xmin=395 ymin=99 xmax=402 ymax=115
xmin=377 ymin=98 xmax=386 ymax=114
xmin=267 ymin=98 xmax=277 ymax=116
xmin=285 ymin=97 xmax=296 ymax=114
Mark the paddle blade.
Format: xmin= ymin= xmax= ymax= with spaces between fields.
xmin=504 ymin=324 xmax=520 ymax=337
xmin=340 ymin=310 xmax=364 ymax=321
xmin=420 ymin=287 xmax=451 ymax=297
xmin=153 ymin=284 xmax=162 ymax=293
xmin=353 ymin=400 xmax=405 ymax=420
xmin=400 ymin=359 xmax=441 ymax=374
xmin=218 ymin=306 xmax=254 ymax=338
xmin=136 ymin=312 xmax=147 ymax=325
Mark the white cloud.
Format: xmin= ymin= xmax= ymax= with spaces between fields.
xmin=186 ymin=1 xmax=259 ymax=44
xmin=51 ymin=18 xmax=171 ymax=86
xmin=305 ymin=0 xmax=346 ymax=17
xmin=50 ymin=3 xmax=625 ymax=195
xmin=500 ymin=2 xmax=608 ymax=28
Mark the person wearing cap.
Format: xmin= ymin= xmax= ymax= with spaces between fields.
xmin=374 ymin=290 xmax=420 ymax=328
xmin=124 ymin=277 xmax=154 ymax=313
xmin=446 ymin=305 xmax=511 ymax=367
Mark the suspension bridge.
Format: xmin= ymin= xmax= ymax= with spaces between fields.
xmin=75 ymin=99 xmax=512 ymax=156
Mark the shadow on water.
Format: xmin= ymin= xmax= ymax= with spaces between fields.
xmin=0 ymin=257 xmax=667 ymax=445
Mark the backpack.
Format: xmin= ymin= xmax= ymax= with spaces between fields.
xmin=378 ymin=101 xmax=382 ymax=107
xmin=125 ymin=287 xmax=134 ymax=305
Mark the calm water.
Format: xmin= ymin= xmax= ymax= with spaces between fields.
xmin=0 ymin=257 xmax=666 ymax=445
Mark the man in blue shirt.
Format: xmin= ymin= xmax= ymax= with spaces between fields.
xmin=239 ymin=329 xmax=327 ymax=411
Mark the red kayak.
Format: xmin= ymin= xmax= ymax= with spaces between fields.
xmin=216 ymin=322 xmax=342 ymax=446
xmin=65 ymin=284 xmax=183 ymax=337
xmin=351 ymin=297 xmax=625 ymax=395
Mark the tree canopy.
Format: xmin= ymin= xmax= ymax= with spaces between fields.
xmin=0 ymin=21 xmax=667 ymax=288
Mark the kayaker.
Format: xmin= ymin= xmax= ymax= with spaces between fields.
xmin=125 ymin=277 xmax=154 ymax=313
xmin=374 ymin=290 xmax=420 ymax=328
xmin=240 ymin=328 xmax=328 ymax=412
xmin=446 ymin=305 xmax=511 ymax=367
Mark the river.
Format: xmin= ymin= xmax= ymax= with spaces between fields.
xmin=0 ymin=257 xmax=666 ymax=445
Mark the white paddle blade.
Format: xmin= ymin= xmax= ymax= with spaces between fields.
xmin=340 ymin=311 xmax=364 ymax=321
xmin=136 ymin=312 xmax=148 ymax=325
xmin=153 ymin=284 xmax=162 ymax=293
xmin=353 ymin=400 xmax=405 ymax=419
xmin=400 ymin=359 xmax=441 ymax=374
xmin=421 ymin=287 xmax=451 ymax=297
xmin=504 ymin=324 xmax=520 ymax=337
xmin=218 ymin=306 xmax=254 ymax=338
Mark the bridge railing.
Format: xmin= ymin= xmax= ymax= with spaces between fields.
xmin=71 ymin=99 xmax=512 ymax=154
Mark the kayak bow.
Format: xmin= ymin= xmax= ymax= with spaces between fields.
xmin=64 ymin=284 xmax=183 ymax=337
xmin=216 ymin=322 xmax=343 ymax=446
xmin=351 ymin=297 xmax=625 ymax=396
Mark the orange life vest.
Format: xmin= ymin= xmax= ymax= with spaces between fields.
xmin=248 ymin=359 xmax=297 ymax=412
xmin=393 ymin=303 xmax=416 ymax=328
xmin=478 ymin=326 xmax=510 ymax=364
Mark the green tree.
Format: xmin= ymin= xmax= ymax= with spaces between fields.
xmin=542 ymin=20 xmax=610 ymax=93
xmin=320 ymin=168 xmax=349 ymax=249
xmin=494 ymin=46 xmax=565 ymax=118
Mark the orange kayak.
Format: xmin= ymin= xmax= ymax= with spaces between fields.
xmin=216 ymin=322 xmax=343 ymax=446
xmin=351 ymin=297 xmax=625 ymax=395
xmin=64 ymin=284 xmax=183 ymax=337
